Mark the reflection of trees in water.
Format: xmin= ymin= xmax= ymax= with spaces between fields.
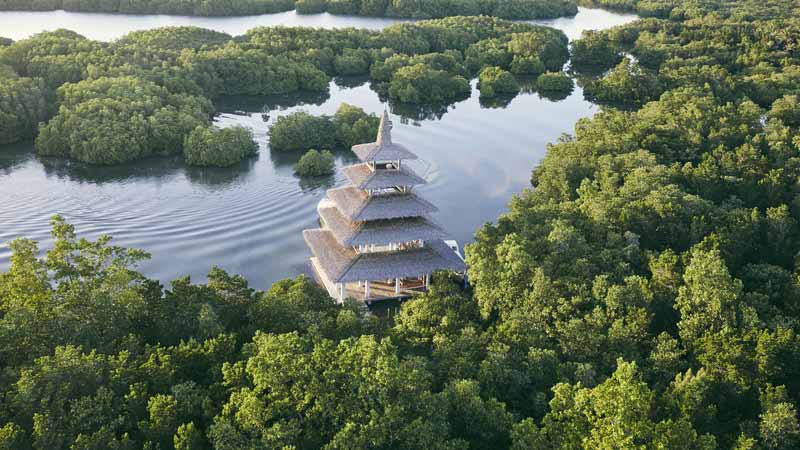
xmin=0 ymin=142 xmax=36 ymax=174
xmin=183 ymin=155 xmax=259 ymax=187
xmin=36 ymin=150 xmax=258 ymax=189
xmin=369 ymin=81 xmax=471 ymax=121
xmin=269 ymin=145 xmax=358 ymax=170
xmin=333 ymin=76 xmax=370 ymax=89
xmin=38 ymin=154 xmax=186 ymax=184
xmin=298 ymin=173 xmax=336 ymax=193
xmin=538 ymin=89 xmax=573 ymax=102
xmin=479 ymin=93 xmax=516 ymax=109
xmin=214 ymin=89 xmax=332 ymax=116
xmin=388 ymin=98 xmax=463 ymax=121
xmin=517 ymin=75 xmax=575 ymax=102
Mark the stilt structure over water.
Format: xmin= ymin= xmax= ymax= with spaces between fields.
xmin=304 ymin=111 xmax=466 ymax=303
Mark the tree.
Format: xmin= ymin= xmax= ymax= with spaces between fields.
xmin=183 ymin=125 xmax=259 ymax=167
xmin=478 ymin=66 xmax=519 ymax=98
xmin=269 ymin=111 xmax=337 ymax=152
xmin=35 ymin=76 xmax=211 ymax=164
xmin=294 ymin=149 xmax=335 ymax=176
xmin=536 ymin=71 xmax=572 ymax=92
xmin=584 ymin=59 xmax=663 ymax=107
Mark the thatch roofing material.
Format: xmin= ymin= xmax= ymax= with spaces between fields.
xmin=319 ymin=202 xmax=448 ymax=246
xmin=352 ymin=111 xmax=418 ymax=162
xmin=304 ymin=228 xmax=466 ymax=283
xmin=342 ymin=163 xmax=427 ymax=190
xmin=327 ymin=186 xmax=438 ymax=221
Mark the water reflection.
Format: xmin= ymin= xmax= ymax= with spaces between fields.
xmin=0 ymin=142 xmax=34 ymax=173
xmin=183 ymin=156 xmax=260 ymax=187
xmin=215 ymin=90 xmax=332 ymax=115
xmin=480 ymin=93 xmax=517 ymax=109
xmin=0 ymin=8 xmax=638 ymax=289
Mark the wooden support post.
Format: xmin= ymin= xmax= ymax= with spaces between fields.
xmin=424 ymin=274 xmax=430 ymax=289
xmin=395 ymin=278 xmax=401 ymax=295
xmin=337 ymin=283 xmax=345 ymax=303
xmin=365 ymin=281 xmax=371 ymax=300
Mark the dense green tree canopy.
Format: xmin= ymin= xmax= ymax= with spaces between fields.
xmin=478 ymin=66 xmax=519 ymax=98
xmin=183 ymin=125 xmax=259 ymax=167
xmin=294 ymin=149 xmax=335 ymax=176
xmin=0 ymin=0 xmax=580 ymax=19
xmin=35 ymin=76 xmax=212 ymax=164
xmin=269 ymin=103 xmax=379 ymax=152
xmin=0 ymin=18 xmax=566 ymax=163
xmin=5 ymin=1 xmax=800 ymax=449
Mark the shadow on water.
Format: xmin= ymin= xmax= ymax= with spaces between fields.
xmin=38 ymin=154 xmax=184 ymax=184
xmin=333 ymin=75 xmax=371 ymax=89
xmin=0 ymin=142 xmax=36 ymax=174
xmin=215 ymin=89 xmax=332 ymax=115
xmin=298 ymin=174 xmax=337 ymax=193
xmin=35 ymin=150 xmax=258 ymax=188
xmin=269 ymin=145 xmax=359 ymax=171
xmin=183 ymin=155 xmax=261 ymax=187
xmin=479 ymin=93 xmax=517 ymax=109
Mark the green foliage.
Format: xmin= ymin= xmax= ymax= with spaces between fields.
xmin=296 ymin=0 xmax=327 ymax=13
xmin=386 ymin=0 xmax=578 ymax=19
xmin=6 ymin=2 xmax=800 ymax=450
xmin=536 ymin=71 xmax=572 ymax=92
xmin=269 ymin=103 xmax=379 ymax=152
xmin=0 ymin=0 xmax=295 ymax=15
xmin=388 ymin=63 xmax=470 ymax=103
xmin=584 ymin=58 xmax=663 ymax=107
xmin=183 ymin=125 xmax=259 ymax=167
xmin=0 ymin=77 xmax=50 ymax=144
xmin=478 ymin=66 xmax=519 ymax=98
xmin=332 ymin=103 xmax=380 ymax=148
xmin=571 ymin=29 xmax=623 ymax=71
xmin=269 ymin=111 xmax=338 ymax=152
xmin=294 ymin=149 xmax=335 ymax=176
xmin=0 ymin=0 xmax=580 ymax=19
xmin=1 ymin=17 xmax=570 ymax=163
xmin=35 ymin=76 xmax=211 ymax=164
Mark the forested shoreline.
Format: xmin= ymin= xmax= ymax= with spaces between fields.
xmin=4 ymin=0 xmax=800 ymax=449
xmin=0 ymin=0 xmax=578 ymax=20
xmin=0 ymin=17 xmax=568 ymax=165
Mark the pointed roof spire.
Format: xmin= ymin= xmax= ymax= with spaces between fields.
xmin=376 ymin=109 xmax=392 ymax=146
xmin=351 ymin=110 xmax=417 ymax=162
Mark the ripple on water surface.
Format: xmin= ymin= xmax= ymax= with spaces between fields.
xmin=0 ymin=9 xmax=637 ymax=289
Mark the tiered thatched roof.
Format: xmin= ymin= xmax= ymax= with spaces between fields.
xmin=318 ymin=201 xmax=447 ymax=246
xmin=304 ymin=229 xmax=465 ymax=283
xmin=304 ymin=110 xmax=466 ymax=292
xmin=342 ymin=163 xmax=427 ymax=190
xmin=326 ymin=186 xmax=437 ymax=221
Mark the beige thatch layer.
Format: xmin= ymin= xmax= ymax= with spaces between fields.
xmin=342 ymin=163 xmax=427 ymax=190
xmin=304 ymin=228 xmax=466 ymax=283
xmin=319 ymin=203 xmax=447 ymax=246
xmin=327 ymin=186 xmax=437 ymax=221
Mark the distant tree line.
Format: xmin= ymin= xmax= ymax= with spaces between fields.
xmin=298 ymin=0 xmax=578 ymax=19
xmin=0 ymin=0 xmax=296 ymax=16
xmin=0 ymin=0 xmax=578 ymax=19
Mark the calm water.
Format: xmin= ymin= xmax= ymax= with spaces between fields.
xmin=0 ymin=9 xmax=637 ymax=290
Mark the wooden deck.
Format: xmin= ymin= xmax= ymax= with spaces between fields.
xmin=311 ymin=257 xmax=426 ymax=302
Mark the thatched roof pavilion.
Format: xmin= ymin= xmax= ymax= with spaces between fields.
xmin=304 ymin=110 xmax=466 ymax=303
